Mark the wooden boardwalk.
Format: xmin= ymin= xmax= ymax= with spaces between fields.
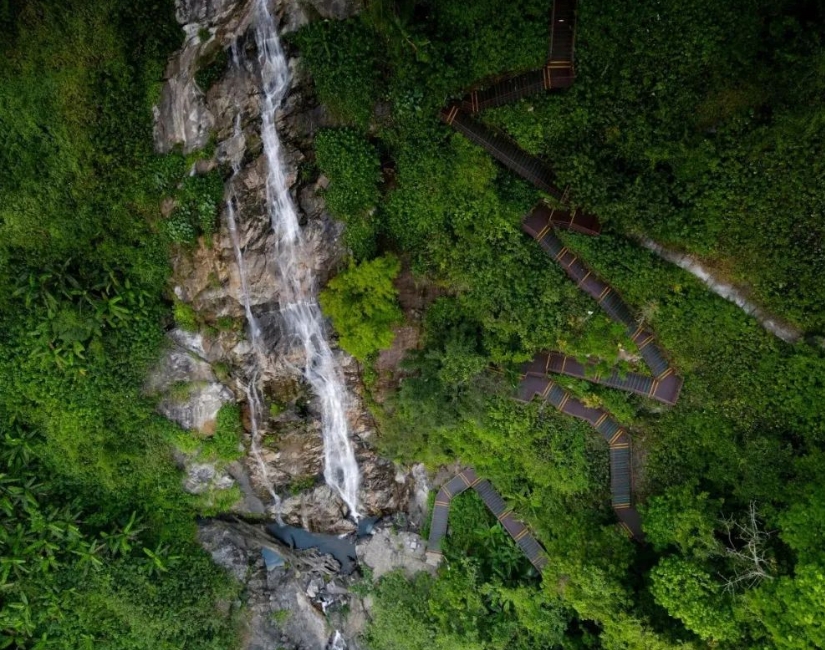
xmin=525 ymin=351 xmax=682 ymax=406
xmin=522 ymin=205 xmax=683 ymax=387
xmin=524 ymin=201 xmax=601 ymax=237
xmin=426 ymin=468 xmax=548 ymax=571
xmin=459 ymin=0 xmax=577 ymax=114
xmin=441 ymin=105 xmax=565 ymax=200
xmin=428 ymin=0 xmax=684 ymax=556
xmin=548 ymin=0 xmax=576 ymax=71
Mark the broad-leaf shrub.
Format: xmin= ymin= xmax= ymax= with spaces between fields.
xmin=315 ymin=128 xmax=382 ymax=259
xmin=320 ymin=255 xmax=402 ymax=361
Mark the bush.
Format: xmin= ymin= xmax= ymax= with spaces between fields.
xmin=0 ymin=1 xmax=239 ymax=646
xmin=292 ymin=19 xmax=384 ymax=126
xmin=315 ymin=128 xmax=382 ymax=259
xmin=165 ymin=169 xmax=225 ymax=246
xmin=173 ymin=300 xmax=199 ymax=332
xmin=194 ymin=47 xmax=228 ymax=92
xmin=211 ymin=404 xmax=244 ymax=462
xmin=319 ymin=255 xmax=402 ymax=361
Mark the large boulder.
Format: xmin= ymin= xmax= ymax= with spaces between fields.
xmin=356 ymin=528 xmax=434 ymax=580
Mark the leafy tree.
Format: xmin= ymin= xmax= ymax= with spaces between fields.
xmin=748 ymin=564 xmax=825 ymax=650
xmin=320 ymin=255 xmax=402 ymax=361
xmin=650 ymin=557 xmax=740 ymax=643
xmin=642 ymin=482 xmax=722 ymax=558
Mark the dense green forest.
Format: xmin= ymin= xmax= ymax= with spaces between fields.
xmin=2 ymin=0 xmax=824 ymax=648
xmin=296 ymin=0 xmax=825 ymax=648
xmin=0 ymin=0 xmax=240 ymax=647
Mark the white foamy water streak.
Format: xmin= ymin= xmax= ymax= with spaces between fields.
xmin=253 ymin=0 xmax=360 ymax=517
xmin=245 ymin=379 xmax=283 ymax=521
xmin=639 ymin=237 xmax=802 ymax=344
xmin=224 ymin=97 xmax=281 ymax=514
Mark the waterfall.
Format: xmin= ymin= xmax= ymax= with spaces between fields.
xmin=226 ymin=123 xmax=263 ymax=349
xmin=245 ymin=378 xmax=282 ymax=521
xmin=252 ymin=0 xmax=361 ymax=518
xmin=224 ymin=97 xmax=282 ymax=514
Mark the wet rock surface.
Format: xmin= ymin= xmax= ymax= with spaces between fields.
xmin=356 ymin=527 xmax=433 ymax=580
xmin=199 ymin=517 xmax=431 ymax=649
xmin=146 ymin=331 xmax=234 ymax=433
xmin=153 ymin=1 xmax=428 ymax=647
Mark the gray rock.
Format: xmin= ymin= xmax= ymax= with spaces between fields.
xmin=176 ymin=0 xmax=241 ymax=25
xmin=146 ymin=339 xmax=216 ymax=394
xmin=275 ymin=581 xmax=331 ymax=649
xmin=157 ymin=381 xmax=234 ymax=433
xmin=408 ymin=463 xmax=430 ymax=529
xmin=356 ymin=528 xmax=434 ymax=580
xmin=198 ymin=520 xmax=252 ymax=581
xmin=153 ymin=25 xmax=216 ymax=154
xmin=184 ymin=462 xmax=236 ymax=495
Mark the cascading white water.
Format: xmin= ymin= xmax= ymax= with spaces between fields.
xmin=252 ymin=0 xmax=361 ymax=518
xmin=244 ymin=378 xmax=283 ymax=520
xmin=224 ymin=100 xmax=282 ymax=514
xmin=226 ymin=126 xmax=263 ymax=348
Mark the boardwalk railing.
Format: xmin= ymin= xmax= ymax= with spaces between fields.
xmin=432 ymin=0 xmax=685 ymax=549
xmin=441 ymin=106 xmax=565 ymax=199
xmin=426 ymin=468 xmax=548 ymax=571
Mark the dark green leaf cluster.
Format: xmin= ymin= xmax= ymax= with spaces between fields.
xmin=292 ymin=19 xmax=384 ymax=126
xmin=0 ymin=1 xmax=240 ymax=647
xmin=315 ymin=128 xmax=383 ymax=259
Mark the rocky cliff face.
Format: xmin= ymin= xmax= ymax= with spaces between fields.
xmin=149 ymin=3 xmax=433 ymax=646
xmin=152 ymin=0 xmax=416 ymax=530
xmin=199 ymin=517 xmax=435 ymax=650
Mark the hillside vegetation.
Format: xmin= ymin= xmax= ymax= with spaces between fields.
xmin=0 ymin=1 xmax=241 ymax=647
xmin=297 ymin=0 xmax=825 ymax=648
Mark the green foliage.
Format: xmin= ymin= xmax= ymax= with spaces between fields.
xmin=297 ymin=1 xmax=825 ymax=647
xmin=748 ymin=564 xmax=825 ymax=649
xmin=642 ymin=482 xmax=722 ymax=559
xmin=195 ymin=47 xmax=229 ymax=93
xmin=366 ymin=495 xmax=569 ymax=650
xmin=165 ymin=169 xmax=225 ymax=246
xmin=481 ymin=0 xmax=825 ymax=330
xmin=0 ymin=422 xmax=241 ymax=649
xmin=289 ymin=475 xmax=317 ymax=495
xmin=173 ymin=300 xmax=199 ymax=332
xmin=211 ymin=404 xmax=244 ymax=462
xmin=777 ymin=479 xmax=825 ymax=565
xmin=292 ymin=19 xmax=383 ymax=126
xmin=650 ymin=557 xmax=740 ymax=643
xmin=0 ymin=1 xmax=239 ymax=647
xmin=320 ymin=255 xmax=402 ymax=361
xmin=315 ymin=128 xmax=382 ymax=259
